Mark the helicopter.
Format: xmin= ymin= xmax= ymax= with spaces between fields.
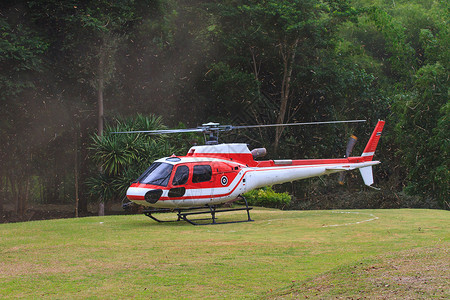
xmin=116 ymin=120 xmax=385 ymax=225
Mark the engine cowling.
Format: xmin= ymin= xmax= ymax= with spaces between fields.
xmin=251 ymin=148 xmax=267 ymax=159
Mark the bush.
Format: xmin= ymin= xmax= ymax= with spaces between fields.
xmin=243 ymin=186 xmax=291 ymax=209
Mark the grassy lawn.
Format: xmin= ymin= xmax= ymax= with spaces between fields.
xmin=0 ymin=208 xmax=448 ymax=299
xmin=271 ymin=246 xmax=449 ymax=299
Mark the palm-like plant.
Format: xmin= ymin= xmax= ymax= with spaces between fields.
xmin=87 ymin=114 xmax=186 ymax=203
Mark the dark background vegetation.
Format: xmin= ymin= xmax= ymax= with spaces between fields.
xmin=0 ymin=0 xmax=448 ymax=221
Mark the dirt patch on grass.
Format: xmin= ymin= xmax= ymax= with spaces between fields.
xmin=368 ymin=247 xmax=449 ymax=297
xmin=271 ymin=245 xmax=449 ymax=299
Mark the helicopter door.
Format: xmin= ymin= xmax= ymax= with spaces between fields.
xmin=169 ymin=165 xmax=189 ymax=198
xmin=191 ymin=164 xmax=214 ymax=204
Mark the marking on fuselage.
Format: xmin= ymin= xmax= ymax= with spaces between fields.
xmin=221 ymin=175 xmax=228 ymax=186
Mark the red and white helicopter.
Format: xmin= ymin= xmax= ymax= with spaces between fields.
xmin=118 ymin=120 xmax=385 ymax=225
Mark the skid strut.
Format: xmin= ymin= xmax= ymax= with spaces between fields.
xmin=143 ymin=196 xmax=253 ymax=225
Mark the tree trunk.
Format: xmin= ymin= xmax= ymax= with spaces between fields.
xmin=274 ymin=38 xmax=299 ymax=153
xmin=77 ymin=137 xmax=89 ymax=214
xmin=99 ymin=201 xmax=105 ymax=216
xmin=97 ymin=49 xmax=105 ymax=217
xmin=0 ymin=172 xmax=4 ymax=213
xmin=250 ymin=46 xmax=260 ymax=81
xmin=9 ymin=173 xmax=29 ymax=217
xmin=74 ymin=126 xmax=79 ymax=218
xmin=22 ymin=178 xmax=30 ymax=216
xmin=98 ymin=53 xmax=104 ymax=138
xmin=9 ymin=174 xmax=19 ymax=215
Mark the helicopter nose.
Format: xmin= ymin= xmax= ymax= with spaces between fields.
xmin=126 ymin=187 xmax=163 ymax=204
xmin=144 ymin=189 xmax=163 ymax=204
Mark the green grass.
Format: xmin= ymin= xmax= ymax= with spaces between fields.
xmin=0 ymin=208 xmax=448 ymax=299
xmin=271 ymin=246 xmax=449 ymax=299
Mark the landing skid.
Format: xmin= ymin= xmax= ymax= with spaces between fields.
xmin=143 ymin=197 xmax=253 ymax=225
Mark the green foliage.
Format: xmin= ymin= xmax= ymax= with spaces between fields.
xmin=86 ymin=114 xmax=189 ymax=202
xmin=1 ymin=0 xmax=449 ymax=210
xmin=0 ymin=18 xmax=48 ymax=99
xmin=419 ymin=2 xmax=449 ymax=66
xmin=205 ymin=0 xmax=365 ymax=155
xmin=0 ymin=9 xmax=50 ymax=213
xmin=393 ymin=62 xmax=449 ymax=205
xmin=364 ymin=6 xmax=415 ymax=79
xmin=244 ymin=186 xmax=291 ymax=209
xmin=334 ymin=0 xmax=448 ymax=207
xmin=387 ymin=2 xmax=448 ymax=205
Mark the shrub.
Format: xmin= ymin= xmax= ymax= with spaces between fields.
xmin=243 ymin=186 xmax=291 ymax=209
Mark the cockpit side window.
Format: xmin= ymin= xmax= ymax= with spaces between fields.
xmin=192 ymin=165 xmax=212 ymax=183
xmin=137 ymin=162 xmax=173 ymax=187
xmin=172 ymin=165 xmax=189 ymax=186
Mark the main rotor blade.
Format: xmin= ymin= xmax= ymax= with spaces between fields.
xmin=230 ymin=119 xmax=366 ymax=130
xmin=111 ymin=128 xmax=204 ymax=134
xmin=111 ymin=120 xmax=366 ymax=135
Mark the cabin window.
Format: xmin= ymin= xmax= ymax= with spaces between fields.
xmin=136 ymin=162 xmax=173 ymax=187
xmin=172 ymin=165 xmax=189 ymax=186
xmin=192 ymin=165 xmax=212 ymax=183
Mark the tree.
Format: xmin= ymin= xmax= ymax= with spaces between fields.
xmin=365 ymin=6 xmax=415 ymax=80
xmin=206 ymin=0 xmax=358 ymax=152
xmin=0 ymin=4 xmax=48 ymax=215
xmin=388 ymin=1 xmax=449 ymax=207
xmin=62 ymin=1 xmax=139 ymax=215
xmin=394 ymin=63 xmax=448 ymax=205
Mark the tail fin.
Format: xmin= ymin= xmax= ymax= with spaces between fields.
xmin=360 ymin=166 xmax=374 ymax=186
xmin=361 ymin=120 xmax=385 ymax=161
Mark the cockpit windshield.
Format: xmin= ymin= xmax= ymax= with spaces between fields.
xmin=135 ymin=162 xmax=173 ymax=187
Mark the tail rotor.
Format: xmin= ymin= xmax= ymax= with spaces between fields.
xmin=338 ymin=135 xmax=358 ymax=185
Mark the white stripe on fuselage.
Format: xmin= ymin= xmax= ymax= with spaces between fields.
xmin=361 ymin=152 xmax=374 ymax=157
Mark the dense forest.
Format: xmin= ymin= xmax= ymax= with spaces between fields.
xmin=0 ymin=0 xmax=448 ymax=218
